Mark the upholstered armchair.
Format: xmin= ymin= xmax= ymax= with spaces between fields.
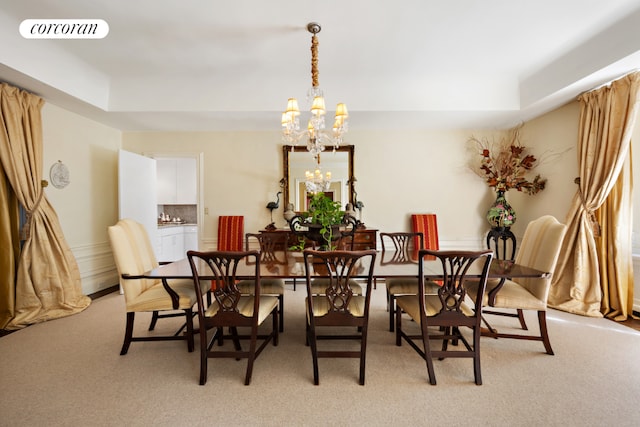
xmin=108 ymin=219 xmax=207 ymax=355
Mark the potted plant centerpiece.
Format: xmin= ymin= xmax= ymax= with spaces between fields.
xmin=289 ymin=192 xmax=354 ymax=250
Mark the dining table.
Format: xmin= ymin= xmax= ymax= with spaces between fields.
xmin=127 ymin=250 xmax=549 ymax=310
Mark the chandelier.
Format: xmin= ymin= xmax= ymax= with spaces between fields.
xmin=281 ymin=22 xmax=349 ymax=158
xmin=305 ymin=165 xmax=331 ymax=194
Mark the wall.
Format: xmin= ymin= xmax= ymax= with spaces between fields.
xmin=39 ymin=100 xmax=583 ymax=296
xmin=41 ymin=103 xmax=121 ymax=295
xmin=123 ymin=105 xmax=579 ymax=251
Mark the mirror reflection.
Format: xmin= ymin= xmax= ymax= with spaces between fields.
xmin=283 ymin=145 xmax=354 ymax=213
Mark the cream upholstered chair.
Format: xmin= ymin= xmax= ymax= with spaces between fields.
xmin=395 ymin=249 xmax=493 ymax=385
xmin=108 ymin=219 xmax=205 ymax=355
xmin=187 ymin=250 xmax=279 ymax=385
xmin=465 ymin=215 xmax=567 ymax=355
xmin=237 ymin=232 xmax=286 ymax=332
xmin=303 ymin=249 xmax=376 ymax=385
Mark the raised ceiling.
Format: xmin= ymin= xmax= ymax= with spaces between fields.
xmin=1 ymin=0 xmax=640 ymax=132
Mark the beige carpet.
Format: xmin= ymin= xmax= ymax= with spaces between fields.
xmin=1 ymin=284 xmax=640 ymax=427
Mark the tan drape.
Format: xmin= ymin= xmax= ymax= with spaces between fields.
xmin=549 ymin=72 xmax=640 ymax=318
xmin=597 ymin=153 xmax=635 ymax=320
xmin=0 ymin=83 xmax=90 ymax=330
xmin=0 ymin=167 xmax=20 ymax=328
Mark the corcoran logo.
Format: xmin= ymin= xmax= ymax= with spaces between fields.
xmin=20 ymin=19 xmax=109 ymax=39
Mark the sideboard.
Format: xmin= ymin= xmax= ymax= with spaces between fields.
xmin=260 ymin=228 xmax=378 ymax=251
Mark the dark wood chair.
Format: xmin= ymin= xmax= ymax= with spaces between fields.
xmin=303 ymin=249 xmax=376 ymax=385
xmin=237 ymin=232 xmax=286 ymax=332
xmin=382 ymin=232 xmax=439 ymax=332
xmin=395 ymin=249 xmax=493 ymax=385
xmin=187 ymin=250 xmax=279 ymax=385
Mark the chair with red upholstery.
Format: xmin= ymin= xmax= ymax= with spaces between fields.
xmin=217 ymin=215 xmax=244 ymax=251
xmin=411 ymin=213 xmax=439 ymax=253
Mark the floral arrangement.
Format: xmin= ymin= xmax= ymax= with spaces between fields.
xmin=468 ymin=125 xmax=546 ymax=195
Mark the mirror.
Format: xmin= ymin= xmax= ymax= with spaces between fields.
xmin=282 ymin=145 xmax=354 ymax=213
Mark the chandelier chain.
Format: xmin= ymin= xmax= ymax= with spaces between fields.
xmin=311 ymin=35 xmax=319 ymax=88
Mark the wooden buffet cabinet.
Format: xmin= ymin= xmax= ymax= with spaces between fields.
xmin=340 ymin=228 xmax=377 ymax=250
xmin=262 ymin=228 xmax=378 ymax=251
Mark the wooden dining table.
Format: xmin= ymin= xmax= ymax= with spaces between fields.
xmin=128 ymin=250 xmax=549 ymax=309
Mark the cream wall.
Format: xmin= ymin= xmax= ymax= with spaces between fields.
xmin=123 ymin=104 xmax=579 ymax=251
xmin=41 ymin=100 xmax=582 ymax=295
xmin=41 ymin=103 xmax=121 ymax=295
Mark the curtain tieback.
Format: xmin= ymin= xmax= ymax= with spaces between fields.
xmin=20 ymin=180 xmax=48 ymax=241
xmin=574 ymin=177 xmax=601 ymax=238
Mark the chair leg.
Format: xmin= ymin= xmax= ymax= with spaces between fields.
xmin=244 ymin=326 xmax=258 ymax=386
xmin=120 ymin=312 xmax=135 ymax=355
xmin=359 ymin=325 xmax=368 ymax=386
xmin=517 ymin=309 xmax=528 ymax=330
xmin=278 ymin=294 xmax=284 ymax=332
xmin=230 ymin=327 xmax=242 ymax=352
xmin=473 ymin=326 xmax=482 ymax=385
xmin=389 ymin=294 xmax=396 ymax=332
xmin=538 ymin=310 xmax=554 ymax=355
xmin=273 ymin=307 xmax=279 ymax=346
xmin=199 ymin=327 xmax=209 ymax=385
xmin=395 ymin=307 xmax=402 ymax=346
xmin=421 ymin=321 xmax=436 ymax=385
xmin=148 ymin=310 xmax=159 ymax=331
xmin=185 ymin=308 xmax=194 ymax=352
xmin=308 ymin=322 xmax=320 ymax=385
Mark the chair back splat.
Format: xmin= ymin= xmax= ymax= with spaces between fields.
xmin=382 ymin=231 xmax=436 ymax=332
xmin=395 ymin=249 xmax=493 ymax=385
xmin=238 ymin=232 xmax=287 ymax=332
xmin=187 ymin=250 xmax=279 ymax=385
xmin=303 ymin=249 xmax=376 ymax=385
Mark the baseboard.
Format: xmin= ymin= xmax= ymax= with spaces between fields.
xmin=88 ymin=284 xmax=119 ymax=300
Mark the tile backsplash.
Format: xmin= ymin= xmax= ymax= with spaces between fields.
xmin=157 ymin=204 xmax=197 ymax=224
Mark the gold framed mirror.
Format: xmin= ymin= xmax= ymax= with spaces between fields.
xmin=282 ymin=145 xmax=354 ymax=212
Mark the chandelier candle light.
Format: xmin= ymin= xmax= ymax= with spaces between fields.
xmin=281 ymin=22 xmax=349 ymax=158
xmin=305 ymin=167 xmax=331 ymax=194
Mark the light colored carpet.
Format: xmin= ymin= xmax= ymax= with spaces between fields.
xmin=1 ymin=284 xmax=640 ymax=427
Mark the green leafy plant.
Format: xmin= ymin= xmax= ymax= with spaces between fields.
xmin=289 ymin=236 xmax=307 ymax=252
xmin=307 ymin=192 xmax=345 ymax=250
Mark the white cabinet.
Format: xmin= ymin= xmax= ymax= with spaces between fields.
xmin=156 ymin=157 xmax=197 ymax=205
xmin=184 ymin=225 xmax=198 ymax=252
xmin=156 ymin=158 xmax=177 ymax=204
xmin=158 ymin=226 xmax=185 ymax=262
xmin=176 ymin=158 xmax=197 ymax=204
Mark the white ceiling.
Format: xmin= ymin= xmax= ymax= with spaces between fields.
xmin=1 ymin=0 xmax=640 ymax=132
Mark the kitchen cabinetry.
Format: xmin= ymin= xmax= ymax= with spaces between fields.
xmin=158 ymin=226 xmax=185 ymax=262
xmin=183 ymin=225 xmax=198 ymax=252
xmin=158 ymin=225 xmax=198 ymax=262
xmin=156 ymin=157 xmax=197 ymax=204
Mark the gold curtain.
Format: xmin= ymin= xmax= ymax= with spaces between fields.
xmin=0 ymin=167 xmax=20 ymax=328
xmin=597 ymin=152 xmax=635 ymax=320
xmin=549 ymin=72 xmax=640 ymax=318
xmin=0 ymin=83 xmax=90 ymax=330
